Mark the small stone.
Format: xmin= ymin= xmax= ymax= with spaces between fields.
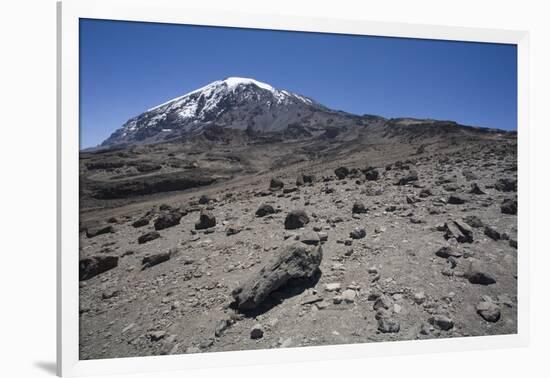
xmin=413 ymin=291 xmax=426 ymax=304
xmin=476 ymin=301 xmax=501 ymax=322
xmin=430 ymin=315 xmax=454 ymax=331
xmin=342 ymin=289 xmax=356 ymax=303
xmin=250 ymin=324 xmax=264 ymax=339
xmin=324 ymin=283 xmax=341 ymax=292
xmin=147 ymin=330 xmax=167 ymax=342
xmin=378 ymin=317 xmax=400 ymax=333
xmin=349 ymin=227 xmax=366 ymax=239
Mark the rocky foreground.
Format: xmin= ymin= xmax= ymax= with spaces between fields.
xmin=79 ymin=140 xmax=517 ymax=360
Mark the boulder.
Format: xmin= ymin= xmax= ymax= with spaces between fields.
xmin=255 ymin=203 xmax=275 ymax=217
xmin=334 ymin=167 xmax=349 ymax=179
xmin=350 ymin=227 xmax=366 ymax=239
xmin=195 ymin=211 xmax=216 ymax=230
xmin=154 ymin=211 xmax=183 ymax=231
xmin=364 ymin=167 xmax=379 ymax=181
xmin=269 ymin=178 xmax=284 ymax=191
xmin=284 ymin=210 xmax=310 ymax=230
xmin=476 ymin=301 xmax=501 ymax=322
xmin=395 ymin=170 xmax=418 ymax=185
xmin=484 ymin=226 xmax=501 ymax=241
xmin=300 ymin=231 xmax=320 ymax=246
xmin=79 ymin=255 xmax=118 ymax=281
xmin=198 ymin=195 xmax=210 ymax=204
xmin=470 ymin=183 xmax=486 ymax=195
xmin=231 ymin=243 xmax=323 ymax=310
xmin=142 ymin=251 xmax=171 ymax=270
xmin=430 ymin=315 xmax=454 ymax=331
xmin=296 ymin=173 xmax=315 ymax=186
xmin=435 ymin=246 xmax=463 ymax=258
xmin=352 ymin=201 xmax=368 ymax=214
xmin=465 ymin=260 xmax=496 ymax=285
xmin=463 ymin=215 xmax=483 ymax=228
xmin=85 ymin=225 xmax=114 ymax=238
xmin=443 ymin=220 xmax=473 ymax=243
xmin=138 ymin=231 xmax=160 ymax=244
xmin=447 ymin=194 xmax=466 ymax=204
xmin=495 ymin=178 xmax=517 ymax=192
xmin=501 ymin=199 xmax=517 ymax=215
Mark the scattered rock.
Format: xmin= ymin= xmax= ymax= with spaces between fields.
xmin=138 ymin=231 xmax=160 ymax=244
xmin=86 ymin=225 xmax=114 ymax=238
xmin=342 ymin=289 xmax=356 ymax=303
xmin=352 ymin=201 xmax=368 ymax=214
xmin=470 ymin=183 xmax=486 ymax=195
xmin=484 ymin=226 xmax=501 ymax=241
xmin=396 ymin=170 xmax=418 ymax=185
xmin=495 ymin=178 xmax=517 ymax=192
xmin=141 ymin=251 xmax=171 ymax=270
xmin=154 ymin=211 xmax=183 ymax=231
xmin=465 ymin=260 xmax=496 ymax=285
xmin=256 ymin=203 xmax=275 ymax=217
xmin=324 ymin=283 xmax=341 ymax=292
xmin=349 ymin=227 xmax=366 ymax=239
xmin=435 ymin=246 xmax=463 ymax=258
xmin=364 ymin=168 xmax=379 ymax=181
xmin=225 ymin=225 xmax=243 ymax=236
xmin=334 ymin=167 xmax=350 ymax=179
xmin=476 ymin=301 xmax=501 ymax=322
xmin=443 ymin=220 xmax=473 ymax=243
xmin=79 ymin=255 xmax=119 ymax=281
xmin=501 ymin=199 xmax=517 ymax=215
xmin=377 ymin=316 xmax=400 ymax=333
xmin=284 ymin=210 xmax=310 ymax=230
xmin=447 ymin=194 xmax=466 ymax=205
xmin=463 ymin=215 xmax=483 ymax=228
xmin=300 ymin=231 xmax=320 ymax=246
xmin=250 ymin=324 xmax=264 ymax=339
xmin=430 ymin=315 xmax=454 ymax=331
xmin=147 ymin=330 xmax=167 ymax=342
xmin=195 ymin=210 xmax=216 ymax=230
xmin=231 ymin=243 xmax=322 ymax=310
xmin=270 ymin=178 xmax=284 ymax=191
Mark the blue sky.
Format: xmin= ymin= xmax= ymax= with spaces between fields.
xmin=80 ymin=19 xmax=517 ymax=148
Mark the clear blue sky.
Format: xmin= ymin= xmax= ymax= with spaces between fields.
xmin=80 ymin=19 xmax=517 ymax=148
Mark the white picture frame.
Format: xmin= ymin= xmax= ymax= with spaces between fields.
xmin=57 ymin=0 xmax=530 ymax=376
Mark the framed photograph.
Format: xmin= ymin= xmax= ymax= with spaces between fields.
xmin=58 ymin=0 xmax=529 ymax=376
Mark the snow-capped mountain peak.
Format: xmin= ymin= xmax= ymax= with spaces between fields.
xmin=101 ymin=77 xmax=334 ymax=147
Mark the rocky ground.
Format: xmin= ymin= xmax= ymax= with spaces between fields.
xmin=78 ymin=138 xmax=517 ymax=360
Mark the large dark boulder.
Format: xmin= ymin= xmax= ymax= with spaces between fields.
xmin=256 ymin=203 xmax=275 ymax=217
xmin=231 ymin=243 xmax=323 ymax=310
xmin=79 ymin=255 xmax=118 ymax=281
xmin=195 ymin=210 xmax=216 ymax=230
xmin=154 ymin=211 xmax=183 ymax=231
xmin=284 ymin=210 xmax=310 ymax=230
xmin=334 ymin=167 xmax=349 ymax=180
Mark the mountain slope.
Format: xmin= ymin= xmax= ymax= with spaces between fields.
xmin=102 ymin=77 xmax=359 ymax=147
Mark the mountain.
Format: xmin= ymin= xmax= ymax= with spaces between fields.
xmin=101 ymin=77 xmax=365 ymax=147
